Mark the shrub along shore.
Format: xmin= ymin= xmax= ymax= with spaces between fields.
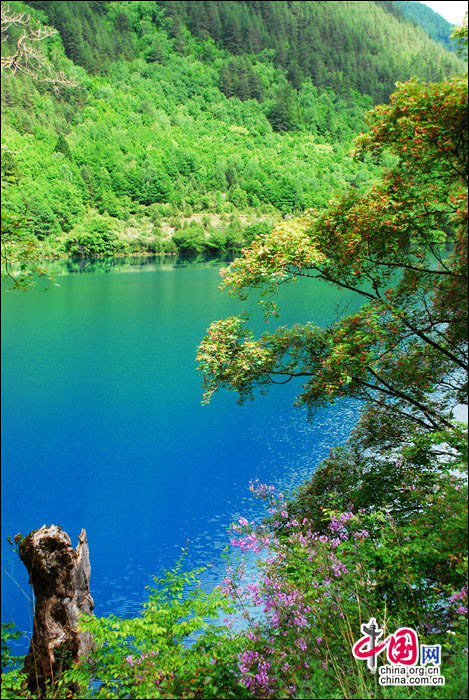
xmin=1 ymin=212 xmax=277 ymax=288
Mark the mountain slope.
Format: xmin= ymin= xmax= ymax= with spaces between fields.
xmin=25 ymin=1 xmax=463 ymax=101
xmin=153 ymin=0 xmax=462 ymax=103
xmin=1 ymin=1 xmax=465 ymax=260
xmin=394 ymin=1 xmax=457 ymax=52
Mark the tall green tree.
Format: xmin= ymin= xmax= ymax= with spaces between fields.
xmin=54 ymin=134 xmax=72 ymax=158
xmin=266 ymin=84 xmax=300 ymax=131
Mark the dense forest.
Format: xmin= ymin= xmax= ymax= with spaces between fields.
xmin=395 ymin=1 xmax=458 ymax=52
xmin=1 ymin=1 xmax=464 ymax=275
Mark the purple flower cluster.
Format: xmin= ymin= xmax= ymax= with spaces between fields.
xmin=296 ymin=637 xmax=307 ymax=651
xmin=331 ymin=559 xmax=348 ymax=578
xmin=329 ymin=511 xmax=354 ymax=541
xmin=238 ymin=649 xmax=274 ymax=694
xmin=229 ymin=515 xmax=274 ymax=553
xmin=449 ymin=586 xmax=468 ymax=616
xmin=262 ymin=574 xmax=311 ymax=629
xmin=125 ymin=650 xmax=159 ymax=668
xmin=218 ymin=563 xmax=247 ymax=599
xmin=450 ymin=585 xmax=467 ymax=603
xmin=352 ymin=529 xmax=370 ymax=539
xmin=221 ymin=491 xmax=376 ymax=696
xmin=230 ymin=531 xmax=272 ymax=553
xmin=249 ymin=479 xmax=276 ymax=499
xmin=249 ymin=479 xmax=288 ymax=520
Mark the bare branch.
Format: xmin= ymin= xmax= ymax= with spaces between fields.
xmin=1 ymin=4 xmax=77 ymax=88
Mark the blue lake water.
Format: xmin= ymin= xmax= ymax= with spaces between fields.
xmin=1 ymin=256 xmax=362 ymax=653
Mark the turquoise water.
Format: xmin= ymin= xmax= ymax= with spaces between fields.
xmin=1 ymin=256 xmax=362 ymax=651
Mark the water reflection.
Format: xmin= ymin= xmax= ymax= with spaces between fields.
xmin=45 ymin=254 xmax=233 ymax=276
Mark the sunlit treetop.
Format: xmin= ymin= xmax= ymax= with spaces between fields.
xmin=451 ymin=12 xmax=468 ymax=59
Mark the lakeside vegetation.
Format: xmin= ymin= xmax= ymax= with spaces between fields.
xmin=1 ymin=2 xmax=468 ymax=699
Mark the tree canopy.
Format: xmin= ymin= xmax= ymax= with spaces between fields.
xmin=197 ymin=74 xmax=468 ymax=435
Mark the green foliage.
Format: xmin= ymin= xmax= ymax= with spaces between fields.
xmin=1 ymin=210 xmax=54 ymax=289
xmin=291 ymin=419 xmax=469 ymax=530
xmin=205 ymin=229 xmax=227 ymax=253
xmin=62 ymin=552 xmax=247 ymax=699
xmin=65 ymin=219 xmax=123 ymax=257
xmin=1 ymin=152 xmax=19 ymax=182
xmin=266 ymin=84 xmax=300 ymax=132
xmin=172 ymin=225 xmax=207 ymax=254
xmin=243 ymin=221 xmax=271 ymax=245
xmin=1 ymin=624 xmax=22 ymax=672
xmin=53 ymin=134 xmax=72 ymax=159
xmin=145 ymin=38 xmax=164 ymax=64
xmin=25 ymin=0 xmax=135 ymax=72
xmin=451 ymin=14 xmax=468 ymax=60
xmin=219 ymin=56 xmax=263 ymax=101
xmin=162 ymin=0 xmax=463 ymax=102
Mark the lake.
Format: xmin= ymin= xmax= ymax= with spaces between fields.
xmin=1 ymin=256 xmax=362 ymax=652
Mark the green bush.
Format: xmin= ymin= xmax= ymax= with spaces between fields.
xmin=172 ymin=225 xmax=207 ymax=254
xmin=243 ymin=221 xmax=271 ymax=245
xmin=229 ymin=187 xmax=248 ymax=209
xmin=65 ymin=220 xmax=123 ymax=257
xmin=225 ymin=227 xmax=244 ymax=249
xmin=98 ymin=191 xmax=125 ymax=218
xmin=160 ymin=237 xmax=178 ymax=254
xmin=146 ymin=237 xmax=164 ymax=254
xmin=206 ymin=229 xmax=227 ymax=252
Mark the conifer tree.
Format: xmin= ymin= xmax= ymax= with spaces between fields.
xmin=54 ymin=134 xmax=72 ymax=159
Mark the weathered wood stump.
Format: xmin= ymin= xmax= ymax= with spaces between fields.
xmin=18 ymin=525 xmax=94 ymax=695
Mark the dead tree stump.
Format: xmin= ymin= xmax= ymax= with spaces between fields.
xmin=18 ymin=525 xmax=94 ymax=694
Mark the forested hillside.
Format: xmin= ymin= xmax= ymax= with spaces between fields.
xmin=27 ymin=1 xmax=462 ymax=99
xmin=395 ymin=1 xmax=457 ymax=52
xmin=154 ymin=0 xmax=461 ymax=99
xmin=1 ymin=1 xmax=464 ymax=268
